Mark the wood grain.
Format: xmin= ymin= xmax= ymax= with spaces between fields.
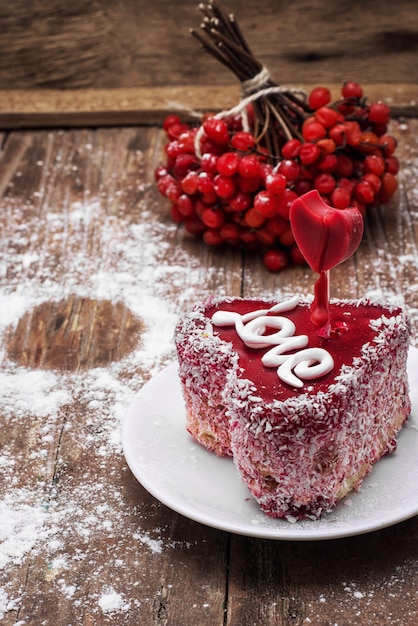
xmin=0 ymin=84 xmax=418 ymax=130
xmin=6 ymin=297 xmax=144 ymax=371
xmin=0 ymin=116 xmax=418 ymax=624
xmin=0 ymin=0 xmax=417 ymax=90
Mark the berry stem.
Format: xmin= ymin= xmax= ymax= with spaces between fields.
xmin=192 ymin=2 xmax=308 ymax=160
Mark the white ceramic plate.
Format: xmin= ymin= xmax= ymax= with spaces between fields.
xmin=122 ymin=346 xmax=418 ymax=540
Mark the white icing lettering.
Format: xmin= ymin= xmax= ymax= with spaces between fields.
xmin=262 ymin=335 xmax=309 ymax=366
xmin=240 ymin=315 xmax=296 ymax=348
xmin=277 ymin=348 xmax=334 ymax=389
xmin=211 ymin=298 xmax=334 ymax=388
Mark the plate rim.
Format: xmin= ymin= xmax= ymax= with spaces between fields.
xmin=122 ymin=346 xmax=418 ymax=541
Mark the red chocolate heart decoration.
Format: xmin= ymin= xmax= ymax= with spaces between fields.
xmin=289 ymin=190 xmax=364 ymax=273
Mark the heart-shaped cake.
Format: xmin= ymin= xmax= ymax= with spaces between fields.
xmin=174 ymin=296 xmax=410 ymax=520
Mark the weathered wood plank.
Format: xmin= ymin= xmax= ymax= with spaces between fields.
xmin=0 ymin=125 xmax=238 ymax=625
xmin=226 ymin=520 xmax=418 ymax=625
xmin=0 ymin=114 xmax=417 ymax=625
xmin=0 ymin=84 xmax=417 ymax=130
xmin=0 ymin=1 xmax=417 ymax=90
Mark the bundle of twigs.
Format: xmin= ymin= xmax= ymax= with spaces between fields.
xmin=190 ymin=2 xmax=310 ymax=159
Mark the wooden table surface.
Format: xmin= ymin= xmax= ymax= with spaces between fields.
xmin=0 ymin=84 xmax=418 ymax=626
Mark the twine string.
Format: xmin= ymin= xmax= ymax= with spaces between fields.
xmin=241 ymin=65 xmax=272 ymax=95
xmin=194 ymin=76 xmax=307 ymax=159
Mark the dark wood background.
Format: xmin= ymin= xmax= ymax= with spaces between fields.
xmin=1 ymin=0 xmax=417 ymax=90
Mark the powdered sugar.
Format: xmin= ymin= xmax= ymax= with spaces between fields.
xmin=0 ymin=122 xmax=417 ymax=622
xmin=0 ymin=174 xmax=212 ymax=620
xmin=0 ymin=490 xmax=50 ymax=569
xmin=98 ymin=590 xmax=131 ymax=613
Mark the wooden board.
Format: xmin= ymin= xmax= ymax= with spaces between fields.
xmin=0 ymin=0 xmax=417 ymax=90
xmin=0 ymin=84 xmax=418 ymax=129
xmin=0 ymin=117 xmax=418 ymax=624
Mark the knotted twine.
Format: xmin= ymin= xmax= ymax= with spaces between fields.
xmin=192 ymin=66 xmax=307 ymax=159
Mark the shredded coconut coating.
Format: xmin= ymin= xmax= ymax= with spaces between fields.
xmin=174 ymin=296 xmax=411 ymax=520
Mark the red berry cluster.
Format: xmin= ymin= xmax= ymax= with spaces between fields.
xmin=155 ymin=81 xmax=399 ymax=272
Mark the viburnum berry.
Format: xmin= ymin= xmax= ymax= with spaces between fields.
xmin=240 ymin=229 xmax=259 ymax=250
xmin=368 ymin=101 xmax=390 ymax=125
xmin=237 ymin=174 xmax=262 ymax=193
xmin=165 ymin=140 xmax=182 ymax=163
xmin=278 ymin=225 xmax=295 ymax=247
xmin=228 ymin=190 xmax=252 ymax=212
xmin=362 ymin=173 xmax=382 ymax=193
xmin=302 ymin=119 xmax=327 ymax=142
xmin=202 ymin=206 xmax=225 ymax=228
xmin=244 ymin=207 xmax=265 ymax=228
xmin=238 ymin=154 xmax=260 ymax=178
xmin=316 ymin=138 xmax=337 ymax=154
xmin=338 ymin=177 xmax=356 ymax=193
xmin=230 ymin=131 xmax=255 ymax=151
xmin=173 ymin=153 xmax=199 ymax=178
xmin=293 ymin=178 xmax=314 ymax=196
xmin=341 ymin=81 xmax=363 ymax=99
xmin=331 ymin=186 xmax=352 ymax=209
xmin=378 ymin=134 xmax=397 ymax=156
xmin=355 ymin=180 xmax=376 ymax=204
xmin=308 ymin=86 xmax=331 ymax=110
xmin=265 ymin=172 xmax=287 ymax=196
xmin=197 ymin=171 xmax=215 ymax=196
xmin=372 ymin=123 xmax=389 ymax=137
xmin=156 ymin=71 xmax=399 ymax=273
xmin=170 ymin=204 xmax=183 ymax=223
xmin=378 ymin=172 xmax=398 ymax=203
xmin=203 ymin=117 xmax=230 ymax=145
xmin=184 ymin=216 xmax=206 ymax=236
xmin=200 ymin=152 xmax=219 ymax=173
xmin=164 ymin=118 xmax=189 ymax=142
xmin=336 ymin=154 xmax=355 ymax=177
xmin=299 ymin=142 xmax=321 ymax=165
xmin=314 ymin=173 xmax=336 ymax=195
xmin=263 ymin=249 xmax=289 ymax=272
xmin=281 ymin=138 xmax=302 ymax=159
xmin=328 ymin=123 xmax=347 ymax=147
xmin=213 ymin=174 xmax=236 ymax=198
xmin=163 ymin=114 xmax=182 ymax=131
xmin=363 ymin=154 xmax=385 ymax=176
xmin=290 ymin=244 xmax=306 ymax=265
xmin=177 ymin=194 xmax=195 ymax=217
xmin=203 ymin=228 xmax=223 ymax=246
xmin=220 ymin=222 xmax=241 ymax=241
xmin=253 ymin=191 xmax=279 ymax=218
xmin=181 ymin=170 xmax=199 ymax=195
xmin=278 ymin=189 xmax=298 ymax=220
xmin=216 ymin=151 xmax=240 ymax=176
xmin=178 ymin=129 xmax=197 ymax=153
xmin=317 ymin=153 xmax=338 ymax=173
xmin=154 ymin=165 xmax=169 ymax=181
xmin=314 ymin=106 xmax=340 ymax=129
xmin=344 ymin=121 xmax=362 ymax=146
xmin=256 ymin=225 xmax=276 ymax=247
xmin=157 ymin=174 xmax=179 ymax=199
xmin=385 ymin=156 xmax=400 ymax=175
xmin=259 ymin=162 xmax=273 ymax=178
xmin=277 ymin=159 xmax=300 ymax=182
xmin=266 ymin=215 xmax=288 ymax=237
xmin=359 ymin=131 xmax=380 ymax=154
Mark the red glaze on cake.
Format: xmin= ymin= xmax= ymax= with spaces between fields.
xmin=174 ymin=296 xmax=411 ymax=520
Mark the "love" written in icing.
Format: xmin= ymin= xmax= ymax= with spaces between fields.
xmin=211 ymin=296 xmax=334 ymax=389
